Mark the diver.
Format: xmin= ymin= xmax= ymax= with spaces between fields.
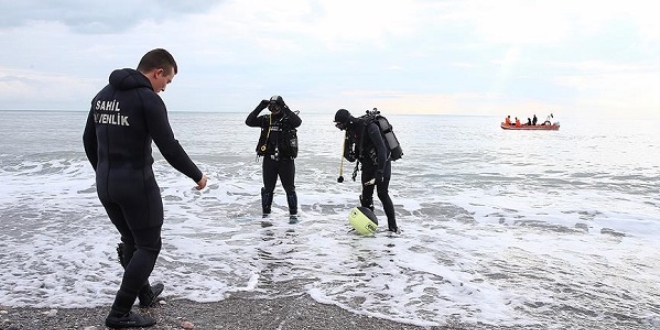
xmin=83 ymin=48 xmax=207 ymax=328
xmin=246 ymin=95 xmax=302 ymax=221
xmin=334 ymin=109 xmax=399 ymax=234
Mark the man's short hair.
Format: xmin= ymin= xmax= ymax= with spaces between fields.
xmin=137 ymin=48 xmax=178 ymax=75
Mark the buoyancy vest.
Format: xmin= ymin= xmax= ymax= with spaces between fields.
xmin=343 ymin=130 xmax=358 ymax=163
xmin=256 ymin=113 xmax=298 ymax=159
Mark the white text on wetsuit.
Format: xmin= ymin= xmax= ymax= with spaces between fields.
xmin=94 ymin=100 xmax=129 ymax=127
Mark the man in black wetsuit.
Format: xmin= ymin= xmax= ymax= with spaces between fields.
xmin=246 ymin=95 xmax=302 ymax=221
xmin=83 ymin=48 xmax=207 ymax=328
xmin=334 ymin=109 xmax=399 ymax=234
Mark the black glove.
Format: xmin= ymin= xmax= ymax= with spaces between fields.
xmin=257 ymin=99 xmax=269 ymax=110
xmin=374 ymin=170 xmax=384 ymax=184
xmin=116 ymin=242 xmax=125 ymax=267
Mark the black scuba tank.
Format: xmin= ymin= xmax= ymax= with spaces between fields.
xmin=375 ymin=116 xmax=403 ymax=161
xmin=359 ymin=108 xmax=403 ymax=161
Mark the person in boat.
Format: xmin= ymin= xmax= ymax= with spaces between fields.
xmin=532 ymin=114 xmax=538 ymax=126
xmin=515 ymin=117 xmax=521 ymax=127
xmin=505 ymin=115 xmax=512 ymax=125
xmin=543 ymin=113 xmax=554 ymax=125
xmin=526 ymin=117 xmax=532 ymax=125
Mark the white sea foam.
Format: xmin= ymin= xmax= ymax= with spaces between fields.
xmin=0 ymin=111 xmax=659 ymax=329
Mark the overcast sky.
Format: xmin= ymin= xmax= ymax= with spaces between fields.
xmin=0 ymin=0 xmax=658 ymax=118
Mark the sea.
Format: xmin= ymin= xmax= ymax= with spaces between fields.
xmin=0 ymin=110 xmax=658 ymax=330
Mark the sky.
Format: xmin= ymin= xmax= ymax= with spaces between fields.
xmin=0 ymin=0 xmax=659 ymax=119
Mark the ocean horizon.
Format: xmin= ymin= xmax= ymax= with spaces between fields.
xmin=2 ymin=108 xmax=654 ymax=121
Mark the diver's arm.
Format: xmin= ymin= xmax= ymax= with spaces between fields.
xmin=82 ymin=104 xmax=98 ymax=171
xmin=144 ymin=93 xmax=203 ymax=183
xmin=367 ymin=122 xmax=388 ymax=171
xmin=246 ymin=100 xmax=269 ymax=127
xmin=282 ymin=106 xmax=302 ymax=128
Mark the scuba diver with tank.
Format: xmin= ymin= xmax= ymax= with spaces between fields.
xmin=246 ymin=95 xmax=302 ymax=222
xmin=334 ymin=108 xmax=401 ymax=234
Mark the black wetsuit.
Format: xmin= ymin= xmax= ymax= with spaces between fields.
xmin=348 ymin=120 xmax=397 ymax=232
xmin=246 ymin=103 xmax=302 ymax=216
xmin=82 ymin=68 xmax=202 ymax=316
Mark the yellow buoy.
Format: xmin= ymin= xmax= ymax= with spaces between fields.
xmin=348 ymin=206 xmax=379 ymax=235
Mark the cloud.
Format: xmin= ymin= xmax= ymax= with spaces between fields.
xmin=0 ymin=0 xmax=225 ymax=33
xmin=555 ymin=71 xmax=660 ymax=117
xmin=179 ymin=0 xmax=424 ymax=55
xmin=443 ymin=0 xmax=660 ymax=45
xmin=0 ymin=67 xmax=99 ymax=109
xmin=0 ymin=0 xmax=657 ymax=119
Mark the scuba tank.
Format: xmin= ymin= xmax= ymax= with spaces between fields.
xmin=361 ymin=108 xmax=403 ymax=161
xmin=375 ymin=115 xmax=403 ymax=161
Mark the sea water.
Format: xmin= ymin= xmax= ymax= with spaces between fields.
xmin=0 ymin=110 xmax=658 ymax=329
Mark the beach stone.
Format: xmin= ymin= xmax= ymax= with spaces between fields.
xmin=83 ymin=326 xmax=98 ymax=330
xmin=182 ymin=320 xmax=194 ymax=329
xmin=600 ymin=228 xmax=625 ymax=237
xmin=574 ymin=223 xmax=589 ymax=232
xmin=45 ymin=309 xmax=57 ymax=317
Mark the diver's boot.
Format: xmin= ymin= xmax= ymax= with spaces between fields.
xmin=105 ymin=312 xmax=156 ymax=328
xmin=359 ymin=195 xmax=374 ymax=212
xmin=386 ymin=214 xmax=399 ymax=234
xmin=286 ymin=192 xmax=298 ymax=223
xmin=261 ymin=188 xmax=273 ymax=218
xmin=106 ymin=287 xmax=155 ymax=328
xmin=387 ymin=227 xmax=402 ymax=237
xmin=138 ymin=283 xmax=164 ymax=308
xmin=388 ymin=223 xmax=401 ymax=235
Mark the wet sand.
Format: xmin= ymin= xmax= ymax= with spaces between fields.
xmin=0 ymin=292 xmax=527 ymax=330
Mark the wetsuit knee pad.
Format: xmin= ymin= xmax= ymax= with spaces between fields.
xmin=131 ymin=227 xmax=162 ymax=255
xmin=135 ymin=240 xmax=161 ymax=257
xmin=261 ymin=187 xmax=273 ymax=198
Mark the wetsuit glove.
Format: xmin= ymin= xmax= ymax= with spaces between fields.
xmin=375 ymin=170 xmax=384 ymax=184
xmin=258 ymin=99 xmax=269 ymax=110
xmin=364 ymin=170 xmax=385 ymax=186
